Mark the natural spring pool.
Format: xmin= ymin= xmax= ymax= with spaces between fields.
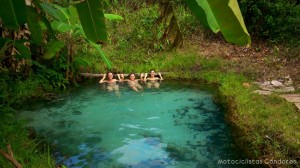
xmin=17 ymin=81 xmax=244 ymax=168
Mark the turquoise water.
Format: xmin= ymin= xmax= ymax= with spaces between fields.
xmin=18 ymin=81 xmax=243 ymax=168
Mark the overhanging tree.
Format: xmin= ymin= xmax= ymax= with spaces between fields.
xmin=0 ymin=0 xmax=251 ymax=72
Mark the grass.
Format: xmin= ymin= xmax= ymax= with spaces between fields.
xmin=205 ymin=72 xmax=300 ymax=161
xmin=0 ymin=107 xmax=55 ymax=168
xmin=186 ymin=56 xmax=300 ymax=164
xmin=0 ymin=74 xmax=59 ymax=167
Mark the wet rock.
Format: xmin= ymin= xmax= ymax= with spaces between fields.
xmin=253 ymin=77 xmax=296 ymax=95
xmin=262 ymin=81 xmax=271 ymax=86
xmin=253 ymin=90 xmax=272 ymax=95
xmin=275 ymin=86 xmax=295 ymax=93
xmin=260 ymin=86 xmax=276 ymax=91
xmin=284 ymin=78 xmax=293 ymax=86
xmin=271 ymin=80 xmax=283 ymax=87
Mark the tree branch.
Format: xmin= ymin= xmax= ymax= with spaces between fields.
xmin=0 ymin=144 xmax=23 ymax=168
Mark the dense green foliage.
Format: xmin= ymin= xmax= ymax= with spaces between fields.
xmin=239 ymin=0 xmax=300 ymax=45
xmin=0 ymin=0 xmax=299 ymax=167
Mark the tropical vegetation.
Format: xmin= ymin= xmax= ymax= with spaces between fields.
xmin=0 ymin=0 xmax=299 ymax=167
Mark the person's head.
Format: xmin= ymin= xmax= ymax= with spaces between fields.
xmin=120 ymin=74 xmax=124 ymax=79
xmin=106 ymin=72 xmax=114 ymax=80
xmin=129 ymin=73 xmax=136 ymax=80
xmin=150 ymin=69 xmax=155 ymax=77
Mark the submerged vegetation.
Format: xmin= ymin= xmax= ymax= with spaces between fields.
xmin=0 ymin=0 xmax=299 ymax=167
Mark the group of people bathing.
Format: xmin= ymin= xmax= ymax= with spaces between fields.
xmin=99 ymin=70 xmax=163 ymax=92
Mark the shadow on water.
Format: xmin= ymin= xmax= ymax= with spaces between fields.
xmin=16 ymin=80 xmax=257 ymax=168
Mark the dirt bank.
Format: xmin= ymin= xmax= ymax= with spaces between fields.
xmin=185 ymin=37 xmax=300 ymax=89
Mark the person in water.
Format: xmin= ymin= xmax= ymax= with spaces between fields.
xmin=117 ymin=73 xmax=126 ymax=82
xmin=143 ymin=70 xmax=163 ymax=88
xmin=127 ymin=73 xmax=143 ymax=92
xmin=99 ymin=72 xmax=119 ymax=92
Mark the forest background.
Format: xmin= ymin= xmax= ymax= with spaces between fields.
xmin=0 ymin=0 xmax=299 ymax=167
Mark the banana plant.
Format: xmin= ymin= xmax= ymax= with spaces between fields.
xmin=0 ymin=0 xmax=251 ymax=73
xmin=185 ymin=0 xmax=251 ymax=46
xmin=40 ymin=2 xmax=123 ymax=71
xmin=0 ymin=0 xmax=118 ymax=74
xmin=0 ymin=0 xmax=62 ymax=73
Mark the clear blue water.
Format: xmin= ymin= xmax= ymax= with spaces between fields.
xmin=17 ymin=81 xmax=244 ymax=168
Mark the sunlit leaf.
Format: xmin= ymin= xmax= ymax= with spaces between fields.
xmin=26 ymin=6 xmax=43 ymax=45
xmin=73 ymin=27 xmax=85 ymax=38
xmin=186 ymin=0 xmax=250 ymax=46
xmin=40 ymin=3 xmax=67 ymax=22
xmin=104 ymin=14 xmax=124 ymax=21
xmin=68 ymin=5 xmax=79 ymax=26
xmin=75 ymin=0 xmax=107 ymax=44
xmin=0 ymin=0 xmax=27 ymax=30
xmin=185 ymin=0 xmax=212 ymax=31
xmin=43 ymin=41 xmax=65 ymax=59
xmin=207 ymin=0 xmax=251 ymax=45
xmin=51 ymin=3 xmax=70 ymax=22
xmin=51 ymin=20 xmax=74 ymax=33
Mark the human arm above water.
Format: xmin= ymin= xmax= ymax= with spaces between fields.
xmin=143 ymin=73 xmax=148 ymax=81
xmin=158 ymin=72 xmax=163 ymax=80
xmin=117 ymin=74 xmax=127 ymax=82
xmin=140 ymin=73 xmax=144 ymax=80
xmin=99 ymin=74 xmax=106 ymax=83
xmin=144 ymin=72 xmax=163 ymax=81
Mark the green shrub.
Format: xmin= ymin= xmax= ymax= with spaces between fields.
xmin=239 ymin=0 xmax=300 ymax=45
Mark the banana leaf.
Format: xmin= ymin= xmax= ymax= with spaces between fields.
xmin=32 ymin=0 xmax=57 ymax=40
xmin=185 ymin=0 xmax=219 ymax=33
xmin=186 ymin=0 xmax=251 ymax=46
xmin=73 ymin=27 xmax=86 ymax=38
xmin=68 ymin=5 xmax=79 ymax=26
xmin=75 ymin=0 xmax=107 ymax=44
xmin=14 ymin=40 xmax=31 ymax=59
xmin=51 ymin=3 xmax=70 ymax=22
xmin=43 ymin=40 xmax=65 ymax=59
xmin=208 ymin=0 xmax=250 ymax=45
xmin=40 ymin=3 xmax=67 ymax=22
xmin=26 ymin=6 xmax=43 ymax=45
xmin=0 ymin=0 xmax=27 ymax=30
xmin=51 ymin=20 xmax=74 ymax=33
